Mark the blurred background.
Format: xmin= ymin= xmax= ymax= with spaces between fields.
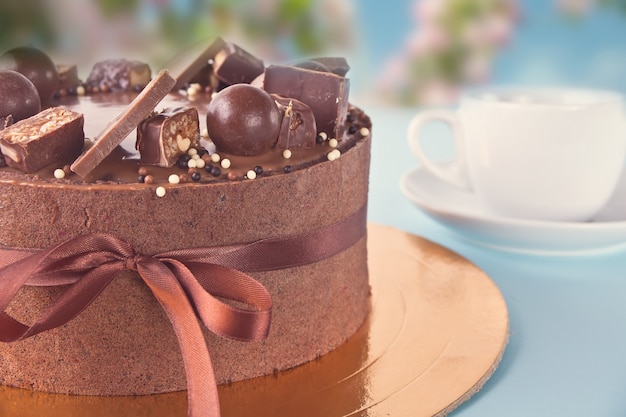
xmin=2 ymin=0 xmax=626 ymax=106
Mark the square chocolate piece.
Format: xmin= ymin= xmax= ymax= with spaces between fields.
xmin=262 ymin=65 xmax=350 ymax=140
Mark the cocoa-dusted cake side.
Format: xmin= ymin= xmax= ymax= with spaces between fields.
xmin=0 ymin=107 xmax=372 ymax=396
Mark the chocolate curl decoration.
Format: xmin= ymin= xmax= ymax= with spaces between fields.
xmin=0 ymin=204 xmax=367 ymax=417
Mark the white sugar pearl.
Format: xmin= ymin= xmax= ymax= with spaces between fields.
xmin=221 ymin=158 xmax=231 ymax=169
xmin=188 ymin=148 xmax=198 ymax=156
xmin=156 ymin=186 xmax=166 ymax=197
xmin=168 ymin=174 xmax=181 ymax=184
xmin=195 ymin=158 xmax=206 ymax=169
xmin=327 ymin=149 xmax=341 ymax=161
xmin=282 ymin=149 xmax=292 ymax=159
xmin=76 ymin=85 xmax=86 ymax=96
xmin=318 ymin=132 xmax=328 ymax=141
xmin=246 ymin=169 xmax=257 ymax=180
xmin=187 ymin=159 xmax=198 ymax=169
xmin=53 ymin=168 xmax=65 ymax=179
xmin=359 ymin=127 xmax=370 ymax=137
xmin=328 ymin=138 xmax=338 ymax=148
xmin=210 ymin=153 xmax=221 ymax=163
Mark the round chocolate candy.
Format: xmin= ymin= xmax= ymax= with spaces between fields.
xmin=206 ymin=84 xmax=281 ymax=156
xmin=0 ymin=46 xmax=59 ymax=104
xmin=0 ymin=70 xmax=41 ymax=122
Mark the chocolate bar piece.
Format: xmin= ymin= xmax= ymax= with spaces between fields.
xmin=272 ymin=95 xmax=317 ymax=150
xmin=0 ymin=107 xmax=84 ymax=173
xmin=71 ymin=70 xmax=176 ymax=177
xmin=137 ymin=107 xmax=200 ymax=167
xmin=165 ymin=37 xmax=227 ymax=92
xmin=262 ymin=65 xmax=350 ymax=140
xmin=213 ymin=43 xmax=264 ymax=85
xmin=86 ymin=59 xmax=152 ymax=92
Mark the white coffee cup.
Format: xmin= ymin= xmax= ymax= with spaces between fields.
xmin=408 ymin=87 xmax=626 ymax=222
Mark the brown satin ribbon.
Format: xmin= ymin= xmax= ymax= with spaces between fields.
xmin=0 ymin=204 xmax=367 ymax=417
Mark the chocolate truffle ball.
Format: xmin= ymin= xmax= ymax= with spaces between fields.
xmin=0 ymin=46 xmax=59 ymax=104
xmin=0 ymin=70 xmax=41 ymax=122
xmin=206 ymin=84 xmax=281 ymax=156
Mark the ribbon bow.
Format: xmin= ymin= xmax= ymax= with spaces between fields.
xmin=0 ymin=204 xmax=367 ymax=417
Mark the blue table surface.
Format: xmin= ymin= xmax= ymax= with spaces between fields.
xmin=364 ymin=105 xmax=626 ymax=417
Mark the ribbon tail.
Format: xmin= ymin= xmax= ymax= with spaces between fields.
xmin=137 ymin=259 xmax=220 ymax=417
xmin=163 ymin=259 xmax=272 ymax=342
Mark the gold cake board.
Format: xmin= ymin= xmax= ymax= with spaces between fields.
xmin=0 ymin=224 xmax=509 ymax=417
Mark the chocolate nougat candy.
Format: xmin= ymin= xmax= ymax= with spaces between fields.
xmin=137 ymin=107 xmax=201 ymax=167
xmin=86 ymin=59 xmax=152 ymax=92
xmin=272 ymin=95 xmax=317 ymax=150
xmin=0 ymin=107 xmax=84 ymax=173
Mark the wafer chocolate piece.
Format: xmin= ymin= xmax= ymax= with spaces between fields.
xmin=263 ymin=65 xmax=350 ymax=140
xmin=71 ymin=70 xmax=176 ymax=177
xmin=86 ymin=59 xmax=152 ymax=92
xmin=273 ymin=95 xmax=317 ymax=150
xmin=0 ymin=107 xmax=84 ymax=173
xmin=137 ymin=107 xmax=200 ymax=167
xmin=213 ymin=42 xmax=264 ymax=85
xmin=166 ymin=37 xmax=227 ymax=92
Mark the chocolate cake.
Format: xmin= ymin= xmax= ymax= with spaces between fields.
xmin=0 ymin=38 xmax=371 ymax=417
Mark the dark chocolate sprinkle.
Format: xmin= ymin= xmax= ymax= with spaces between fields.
xmin=177 ymin=154 xmax=191 ymax=169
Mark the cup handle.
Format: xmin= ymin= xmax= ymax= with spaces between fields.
xmin=407 ymin=109 xmax=472 ymax=191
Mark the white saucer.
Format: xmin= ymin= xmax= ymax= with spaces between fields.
xmin=400 ymin=167 xmax=626 ymax=256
